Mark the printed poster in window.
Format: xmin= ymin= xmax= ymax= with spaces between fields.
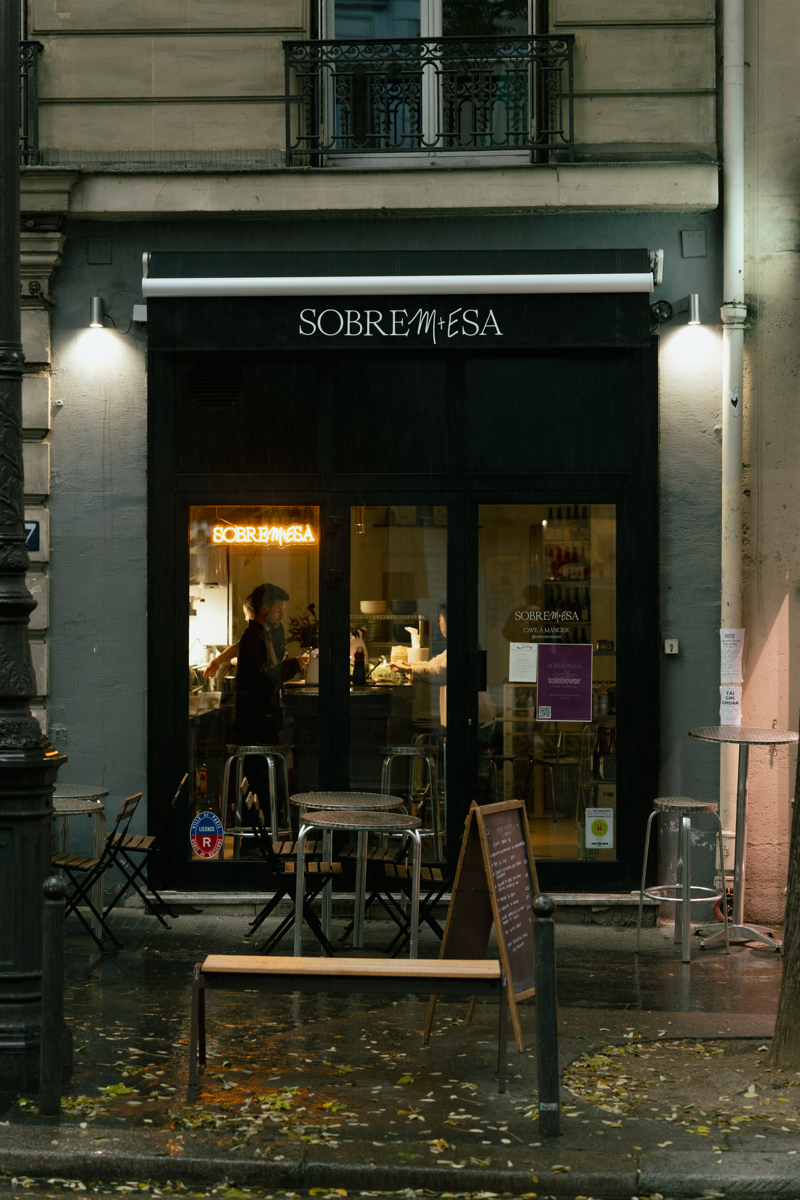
xmin=537 ymin=643 xmax=593 ymax=722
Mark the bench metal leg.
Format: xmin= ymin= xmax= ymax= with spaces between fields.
xmin=498 ymin=971 xmax=508 ymax=1093
xmin=189 ymin=962 xmax=201 ymax=1097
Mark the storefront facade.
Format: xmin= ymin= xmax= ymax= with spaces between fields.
xmin=145 ymin=246 xmax=661 ymax=891
xmin=32 ymin=204 xmax=724 ymax=908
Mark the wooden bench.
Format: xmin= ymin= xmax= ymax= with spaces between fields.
xmin=189 ymin=954 xmax=508 ymax=1095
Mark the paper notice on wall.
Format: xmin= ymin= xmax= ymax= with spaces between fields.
xmin=720 ymin=628 xmax=745 ymax=684
xmin=720 ymin=685 xmax=742 ymax=726
xmin=509 ymin=641 xmax=538 ymax=683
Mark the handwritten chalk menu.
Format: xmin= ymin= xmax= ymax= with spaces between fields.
xmin=483 ymin=805 xmax=537 ymax=996
xmin=424 ymin=799 xmax=540 ymax=1053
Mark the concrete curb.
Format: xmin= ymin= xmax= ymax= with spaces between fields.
xmin=3 ymin=1137 xmax=800 ymax=1197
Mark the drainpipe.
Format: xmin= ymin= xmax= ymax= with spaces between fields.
xmin=719 ymin=0 xmax=747 ymax=868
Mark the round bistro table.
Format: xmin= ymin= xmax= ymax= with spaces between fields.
xmin=290 ymin=791 xmax=404 ymax=939
xmin=689 ymin=726 xmax=799 ymax=950
xmin=294 ymin=808 xmax=422 ymax=957
xmin=53 ymin=784 xmax=109 ymax=937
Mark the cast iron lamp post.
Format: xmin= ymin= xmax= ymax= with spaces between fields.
xmin=0 ymin=0 xmax=66 ymax=1088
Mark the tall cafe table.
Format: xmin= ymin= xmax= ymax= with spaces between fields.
xmin=689 ymin=726 xmax=799 ymax=950
xmin=290 ymin=791 xmax=404 ymax=943
xmin=53 ymin=784 xmax=109 ymax=937
xmin=294 ymin=808 xmax=422 ymax=957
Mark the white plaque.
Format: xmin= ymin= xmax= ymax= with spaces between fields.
xmin=720 ymin=627 xmax=745 ymax=684
xmin=509 ymin=641 xmax=538 ymax=683
xmin=586 ymin=808 xmax=614 ymax=848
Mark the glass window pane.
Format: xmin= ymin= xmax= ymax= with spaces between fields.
xmin=335 ymin=0 xmax=421 ymax=38
xmin=188 ymin=505 xmax=320 ymax=863
xmin=443 ymin=0 xmax=528 ymax=36
xmin=478 ymin=504 xmax=617 ymax=862
xmin=349 ymin=504 xmax=447 ymax=857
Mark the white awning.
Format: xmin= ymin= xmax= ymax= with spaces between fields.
xmin=141 ymin=272 xmax=654 ymax=299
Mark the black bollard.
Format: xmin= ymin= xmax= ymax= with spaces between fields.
xmin=533 ymin=893 xmax=561 ymax=1137
xmin=39 ymin=876 xmax=67 ymax=1116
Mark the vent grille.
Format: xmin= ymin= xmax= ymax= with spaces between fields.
xmin=187 ymin=359 xmax=244 ymax=411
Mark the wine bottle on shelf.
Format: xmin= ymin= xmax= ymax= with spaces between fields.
xmin=556 ymin=506 xmax=563 ymax=536
xmin=571 ymin=626 xmax=579 ymax=644
xmin=580 ymin=505 xmax=590 ymax=540
xmin=547 ymin=505 xmax=554 ymax=526
xmin=580 ymin=625 xmax=588 ymax=643
xmin=582 ymin=587 xmax=590 ymax=622
xmin=571 ymin=501 xmax=580 ymax=540
xmin=555 ymin=585 xmax=563 ymax=608
xmin=580 ymin=546 xmax=590 ymax=577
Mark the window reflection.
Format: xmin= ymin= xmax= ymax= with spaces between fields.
xmin=349 ymin=504 xmax=447 ymax=857
xmin=479 ymin=504 xmax=617 ymax=862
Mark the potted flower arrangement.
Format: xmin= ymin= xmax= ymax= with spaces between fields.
xmin=287 ymin=604 xmax=320 ymax=684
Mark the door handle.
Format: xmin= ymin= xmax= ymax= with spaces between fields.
xmin=467 ymin=649 xmax=487 ymax=692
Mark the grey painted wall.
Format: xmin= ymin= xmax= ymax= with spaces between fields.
xmin=49 ymin=211 xmax=722 ymax=878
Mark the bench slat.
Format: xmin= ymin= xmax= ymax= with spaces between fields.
xmin=201 ymin=954 xmax=501 ymax=980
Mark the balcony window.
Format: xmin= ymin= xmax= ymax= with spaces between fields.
xmin=286 ymin=2 xmax=573 ymax=163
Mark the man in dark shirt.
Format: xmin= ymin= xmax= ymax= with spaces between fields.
xmin=235 ymin=583 xmax=308 ymax=828
xmin=235 ymin=582 xmax=308 ymax=744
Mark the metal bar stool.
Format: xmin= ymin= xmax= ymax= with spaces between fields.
xmin=222 ymin=744 xmax=290 ymax=853
xmin=381 ymin=745 xmax=442 ymax=858
xmin=635 ymin=797 xmax=729 ymax=963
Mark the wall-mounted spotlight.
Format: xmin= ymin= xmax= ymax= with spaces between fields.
xmin=649 ymin=293 xmax=701 ymax=331
xmin=89 ymin=296 xmax=105 ymax=328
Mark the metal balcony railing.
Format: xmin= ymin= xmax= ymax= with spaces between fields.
xmin=20 ymin=40 xmax=43 ymax=165
xmin=284 ymin=34 xmax=574 ymax=163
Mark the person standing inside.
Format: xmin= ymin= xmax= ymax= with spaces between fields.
xmin=234 ymin=583 xmax=308 ymax=833
xmin=235 ymin=582 xmax=308 ymax=745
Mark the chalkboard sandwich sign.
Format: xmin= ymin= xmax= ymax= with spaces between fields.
xmin=424 ymin=798 xmax=541 ymax=1053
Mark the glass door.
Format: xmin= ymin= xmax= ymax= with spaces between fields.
xmin=348 ymin=503 xmax=448 ymax=857
xmin=477 ymin=503 xmax=618 ymax=864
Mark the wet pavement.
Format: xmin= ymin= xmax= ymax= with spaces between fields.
xmin=0 ymin=905 xmax=790 ymax=1199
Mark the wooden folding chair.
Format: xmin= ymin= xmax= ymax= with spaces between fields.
xmin=102 ymin=773 xmax=190 ymax=927
xmin=52 ymin=793 xmax=142 ymax=951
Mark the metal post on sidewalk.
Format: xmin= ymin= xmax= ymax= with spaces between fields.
xmin=39 ymin=876 xmax=67 ymax=1115
xmin=533 ymin=893 xmax=561 ymax=1137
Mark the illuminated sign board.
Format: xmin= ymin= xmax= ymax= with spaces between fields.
xmin=211 ymin=524 xmax=317 ymax=547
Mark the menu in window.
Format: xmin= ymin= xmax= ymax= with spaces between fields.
xmin=537 ymin=643 xmax=593 ymax=722
xmin=508 ymin=641 xmax=538 ymax=683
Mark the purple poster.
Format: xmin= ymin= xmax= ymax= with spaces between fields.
xmin=537 ymin=644 xmax=593 ymax=722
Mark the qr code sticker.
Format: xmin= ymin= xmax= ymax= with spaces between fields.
xmin=538 ymin=706 xmax=551 ymax=720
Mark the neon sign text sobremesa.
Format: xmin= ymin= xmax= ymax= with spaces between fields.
xmin=212 ymin=524 xmax=317 ymax=547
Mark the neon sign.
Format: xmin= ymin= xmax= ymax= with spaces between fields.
xmin=212 ymin=524 xmax=317 ymax=547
